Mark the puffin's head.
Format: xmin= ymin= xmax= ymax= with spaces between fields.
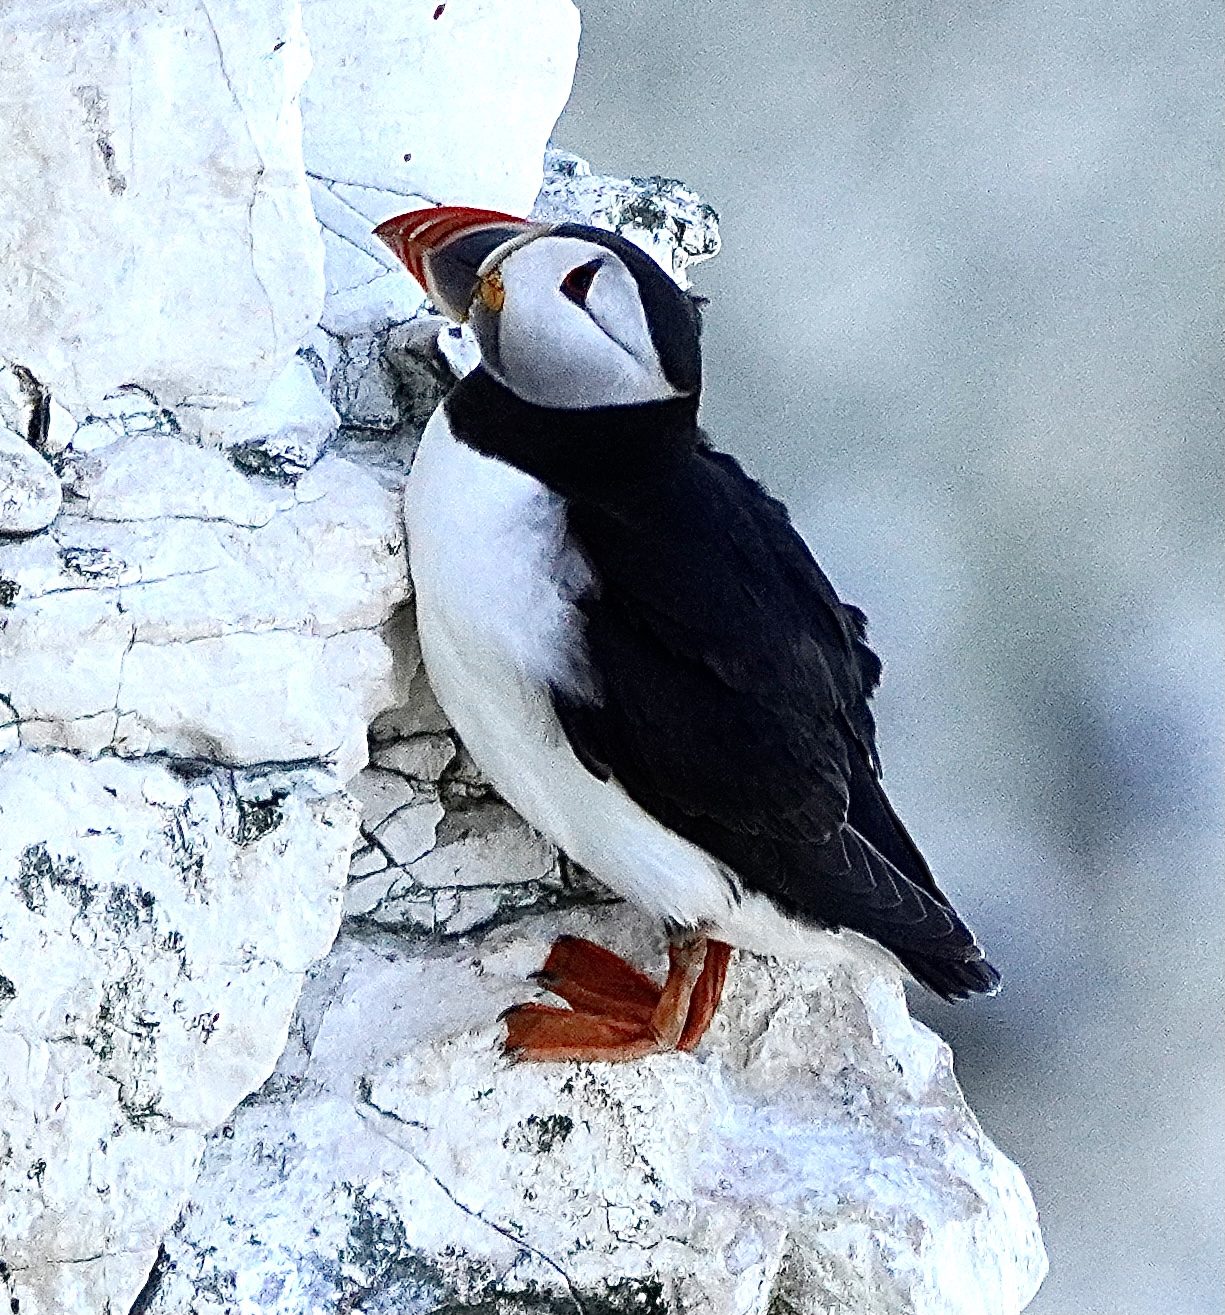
xmin=375 ymin=206 xmax=702 ymax=410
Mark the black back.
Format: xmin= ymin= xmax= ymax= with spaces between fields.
xmin=445 ymin=369 xmax=999 ymax=999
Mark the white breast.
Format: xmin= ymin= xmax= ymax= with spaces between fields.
xmin=404 ymin=406 xmax=739 ymax=931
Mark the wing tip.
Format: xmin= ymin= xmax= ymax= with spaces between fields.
xmin=909 ymin=950 xmax=1002 ymax=1001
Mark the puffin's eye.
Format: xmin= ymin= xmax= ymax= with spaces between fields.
xmin=560 ymin=259 xmax=601 ymax=305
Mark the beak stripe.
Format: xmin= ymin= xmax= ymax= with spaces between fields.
xmin=374 ymin=204 xmax=529 ymax=294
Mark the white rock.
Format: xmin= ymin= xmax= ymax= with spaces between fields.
xmin=0 ymin=425 xmax=61 ymax=535
xmin=0 ymin=0 xmax=323 ymax=416
xmin=0 ymin=695 xmax=17 ymax=753
xmin=65 ymin=429 xmax=294 ymax=527
xmin=344 ymin=723 xmax=570 ymax=936
xmin=65 ymin=420 xmax=125 ymax=457
xmin=44 ymin=400 xmax=78 ymax=460
xmin=300 ymin=328 xmax=336 ymax=387
xmin=372 ymin=794 xmax=448 ymax=871
xmin=186 ymin=355 xmax=340 ymax=480
xmin=62 ymin=385 xmax=179 ymax=459
xmin=0 ymin=433 xmax=406 ymax=774
xmin=534 ymin=148 xmax=722 ymax=288
xmin=347 ymin=762 xmax=437 ymax=835
xmin=309 ymin=176 xmax=431 ymax=338
xmin=435 ymin=319 xmax=484 ymax=380
xmin=137 ymin=912 xmax=1047 ymax=1314
xmin=409 ymin=796 xmax=558 ymax=892
xmin=345 ymin=633 xmax=573 ymax=940
xmin=301 ymin=0 xmax=579 ymax=210
xmin=371 ymin=731 xmax=456 ymax=781
xmin=0 ymin=751 xmax=358 ymax=1315
xmin=369 ymin=601 xmax=451 ymax=741
xmin=299 ymin=0 xmax=580 ymax=338
xmin=0 ymin=365 xmax=30 ymax=434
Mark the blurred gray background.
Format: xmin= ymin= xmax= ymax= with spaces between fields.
xmin=558 ymin=3 xmax=1222 ymax=1312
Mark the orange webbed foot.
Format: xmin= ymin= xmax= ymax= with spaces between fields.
xmin=503 ymin=934 xmax=733 ymax=1063
xmin=502 ymin=1001 xmax=659 ymax=1062
xmin=533 ymin=934 xmax=662 ymax=1024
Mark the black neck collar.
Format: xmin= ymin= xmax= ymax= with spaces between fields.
xmin=444 ymin=368 xmax=702 ymax=502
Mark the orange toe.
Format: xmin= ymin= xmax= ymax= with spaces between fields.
xmin=535 ymin=935 xmax=661 ymax=1024
xmin=677 ymin=939 xmax=732 ymax=1052
xmin=503 ymin=1001 xmax=656 ymax=1062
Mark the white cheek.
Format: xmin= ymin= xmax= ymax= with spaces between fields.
xmin=498 ymin=298 xmax=661 ymax=408
xmin=482 ymin=240 xmax=684 ymax=409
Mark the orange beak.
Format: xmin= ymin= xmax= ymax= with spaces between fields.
xmin=374 ymin=205 xmax=536 ymax=319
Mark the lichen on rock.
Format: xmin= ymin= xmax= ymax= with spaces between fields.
xmin=534 ymin=148 xmax=722 ymax=287
xmin=0 ymin=751 xmax=357 ymax=1315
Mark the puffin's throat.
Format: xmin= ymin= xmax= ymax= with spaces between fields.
xmin=445 ymin=367 xmax=702 ymax=503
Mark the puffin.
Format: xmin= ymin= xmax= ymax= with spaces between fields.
xmin=374 ymin=205 xmax=999 ymax=1063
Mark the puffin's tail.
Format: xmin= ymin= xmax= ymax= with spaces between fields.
xmin=898 ymin=944 xmax=1001 ymax=1001
xmin=830 ymin=823 xmax=1002 ymax=1002
xmin=841 ymin=748 xmax=1001 ymax=1001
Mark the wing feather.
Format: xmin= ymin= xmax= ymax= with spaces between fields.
xmin=552 ymin=441 xmax=998 ymax=999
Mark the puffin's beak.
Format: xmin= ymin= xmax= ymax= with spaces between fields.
xmin=374 ymin=205 xmax=536 ymax=320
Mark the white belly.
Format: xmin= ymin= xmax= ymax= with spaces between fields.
xmin=404 ymin=407 xmax=738 ymax=931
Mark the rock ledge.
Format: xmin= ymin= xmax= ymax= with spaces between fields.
xmin=136 ymin=909 xmax=1047 ymax=1315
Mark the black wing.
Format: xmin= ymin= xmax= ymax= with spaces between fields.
xmin=553 ymin=442 xmax=998 ymax=1000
